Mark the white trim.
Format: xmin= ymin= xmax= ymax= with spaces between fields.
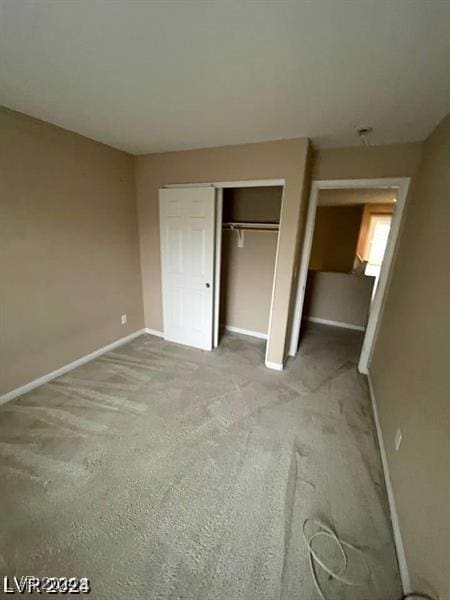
xmin=213 ymin=179 xmax=284 ymax=189
xmin=265 ymin=184 xmax=285 ymax=367
xmin=144 ymin=328 xmax=164 ymax=337
xmin=214 ymin=189 xmax=223 ymax=348
xmin=288 ymin=177 xmax=410 ymax=373
xmin=0 ymin=330 xmax=146 ymax=406
xmin=147 ymin=324 xmax=269 ymax=342
xmin=358 ymin=179 xmax=409 ymax=373
xmin=367 ymin=373 xmax=411 ymax=594
xmin=163 ymin=183 xmax=214 ymax=189
xmin=288 ymin=181 xmax=319 ymax=356
xmin=305 ymin=316 xmax=365 ymax=331
xmin=164 ymin=179 xmax=284 ymax=189
xmin=223 ymin=325 xmax=268 ymax=339
xmin=265 ymin=360 xmax=284 ymax=371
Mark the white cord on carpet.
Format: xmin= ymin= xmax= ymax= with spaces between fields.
xmin=302 ymin=518 xmax=370 ymax=600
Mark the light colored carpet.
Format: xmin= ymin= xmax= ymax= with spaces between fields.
xmin=0 ymin=325 xmax=401 ymax=599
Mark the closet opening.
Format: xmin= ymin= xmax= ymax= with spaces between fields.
xmin=159 ymin=179 xmax=285 ymax=368
xmin=215 ymin=185 xmax=283 ymax=356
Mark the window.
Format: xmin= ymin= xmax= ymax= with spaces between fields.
xmin=365 ymin=215 xmax=392 ymax=295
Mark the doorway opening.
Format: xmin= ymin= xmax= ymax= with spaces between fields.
xmin=289 ymin=178 xmax=410 ymax=374
xmin=217 ymin=185 xmax=283 ymax=348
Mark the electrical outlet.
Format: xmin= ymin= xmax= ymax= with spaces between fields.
xmin=394 ymin=428 xmax=402 ymax=452
xmin=121 ymin=314 xmax=127 ymax=325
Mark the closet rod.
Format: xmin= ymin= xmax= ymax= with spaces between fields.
xmin=222 ymin=222 xmax=279 ymax=231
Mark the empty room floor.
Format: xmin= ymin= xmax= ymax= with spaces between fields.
xmin=0 ymin=325 xmax=401 ymax=599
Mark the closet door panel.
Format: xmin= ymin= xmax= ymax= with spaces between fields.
xmin=160 ymin=188 xmax=215 ymax=350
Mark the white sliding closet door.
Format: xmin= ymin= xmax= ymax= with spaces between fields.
xmin=159 ymin=187 xmax=216 ymax=350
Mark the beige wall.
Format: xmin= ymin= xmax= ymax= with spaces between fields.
xmin=304 ymin=271 xmax=374 ymax=327
xmin=135 ymin=138 xmax=310 ymax=365
xmin=313 ymin=142 xmax=423 ymax=180
xmin=223 ymin=186 xmax=282 ymax=223
xmin=0 ymin=108 xmax=144 ymax=395
xmin=309 ymin=205 xmax=363 ymax=272
xmin=370 ymin=115 xmax=450 ymax=597
xmin=221 ymin=230 xmax=278 ymax=334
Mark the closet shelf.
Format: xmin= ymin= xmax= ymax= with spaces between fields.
xmin=222 ymin=221 xmax=279 ymax=231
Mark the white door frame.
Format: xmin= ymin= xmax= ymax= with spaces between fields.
xmin=165 ymin=179 xmax=285 ymax=367
xmin=213 ymin=188 xmax=223 ymax=348
xmin=288 ymin=177 xmax=410 ymax=374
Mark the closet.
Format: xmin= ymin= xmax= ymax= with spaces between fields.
xmin=219 ymin=186 xmax=282 ymax=341
xmin=159 ymin=182 xmax=283 ymax=357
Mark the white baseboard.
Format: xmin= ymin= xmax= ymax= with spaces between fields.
xmin=145 ymin=326 xmax=267 ymax=341
xmin=0 ymin=329 xmax=146 ymax=406
xmin=367 ymin=373 xmax=411 ymax=594
xmin=306 ymin=316 xmax=365 ymax=331
xmin=223 ymin=325 xmax=268 ymax=340
xmin=144 ymin=328 xmax=164 ymax=337
xmin=265 ymin=360 xmax=284 ymax=371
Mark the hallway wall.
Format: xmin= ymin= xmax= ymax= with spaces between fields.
xmin=303 ymin=271 xmax=374 ymax=328
xmin=309 ymin=205 xmax=363 ymax=272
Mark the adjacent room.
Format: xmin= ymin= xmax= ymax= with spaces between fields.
xmin=1 ymin=2 xmax=449 ymax=600
xmin=293 ymin=185 xmax=400 ymax=376
xmin=304 ymin=188 xmax=396 ymax=328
